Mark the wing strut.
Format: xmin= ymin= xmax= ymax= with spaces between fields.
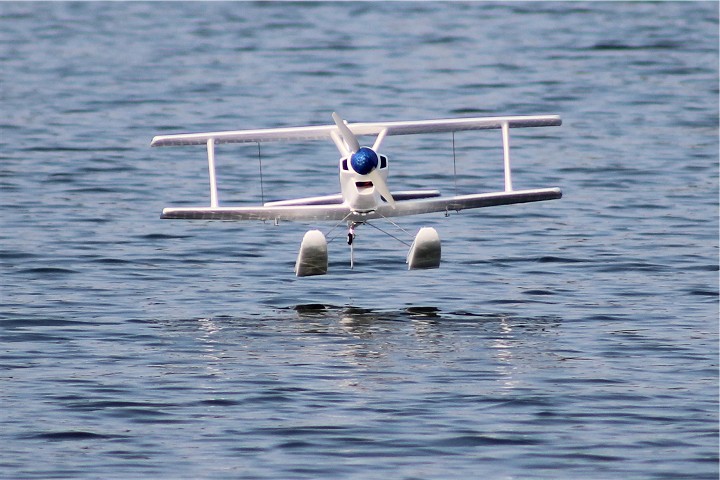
xmin=452 ymin=131 xmax=458 ymax=196
xmin=207 ymin=138 xmax=219 ymax=207
xmin=502 ymin=122 xmax=513 ymax=192
xmin=257 ymin=142 xmax=265 ymax=205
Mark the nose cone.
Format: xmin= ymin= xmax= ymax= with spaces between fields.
xmin=350 ymin=147 xmax=379 ymax=175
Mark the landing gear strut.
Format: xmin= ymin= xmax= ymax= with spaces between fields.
xmin=347 ymin=222 xmax=358 ymax=269
xmin=347 ymin=224 xmax=355 ymax=246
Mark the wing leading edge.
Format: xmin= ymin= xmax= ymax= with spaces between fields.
xmin=161 ymin=188 xmax=561 ymax=222
xmin=151 ymin=115 xmax=561 ymax=147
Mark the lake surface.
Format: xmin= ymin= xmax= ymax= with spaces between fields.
xmin=1 ymin=2 xmax=718 ymax=479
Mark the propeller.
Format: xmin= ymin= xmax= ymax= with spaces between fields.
xmin=332 ymin=112 xmax=361 ymax=153
xmin=332 ymin=112 xmax=395 ymax=207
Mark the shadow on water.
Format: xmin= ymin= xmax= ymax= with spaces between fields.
xmin=292 ymin=303 xmax=444 ymax=320
xmin=290 ymin=303 xmax=561 ymax=328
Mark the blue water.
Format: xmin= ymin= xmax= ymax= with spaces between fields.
xmin=1 ymin=2 xmax=718 ymax=479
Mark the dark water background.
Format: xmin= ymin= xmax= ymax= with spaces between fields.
xmin=1 ymin=2 xmax=718 ymax=479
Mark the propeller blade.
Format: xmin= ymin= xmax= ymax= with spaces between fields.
xmin=332 ymin=112 xmax=361 ymax=153
xmin=372 ymin=128 xmax=388 ymax=152
xmin=368 ymin=169 xmax=395 ymax=208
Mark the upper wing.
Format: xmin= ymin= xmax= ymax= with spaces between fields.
xmin=160 ymin=188 xmax=561 ymax=222
xmin=358 ymin=114 xmax=562 ymax=136
xmin=151 ymin=115 xmax=561 ymax=147
xmin=151 ymin=124 xmax=339 ymax=147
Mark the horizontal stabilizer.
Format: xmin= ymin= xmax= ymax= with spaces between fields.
xmin=388 ymin=189 xmax=441 ymax=201
xmin=264 ymin=190 xmax=440 ymax=207
xmin=265 ymin=194 xmax=344 ymax=207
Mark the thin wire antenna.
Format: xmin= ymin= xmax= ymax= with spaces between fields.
xmin=452 ymin=131 xmax=458 ymax=196
xmin=257 ymin=142 xmax=265 ymax=205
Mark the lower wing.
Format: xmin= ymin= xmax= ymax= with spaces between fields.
xmin=160 ymin=188 xmax=561 ymax=222
xmin=372 ymin=187 xmax=562 ymax=219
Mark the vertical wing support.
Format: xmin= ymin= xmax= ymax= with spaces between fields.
xmin=501 ymin=121 xmax=513 ymax=192
xmin=207 ymin=138 xmax=219 ymax=207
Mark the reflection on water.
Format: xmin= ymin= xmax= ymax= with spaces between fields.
xmin=169 ymin=305 xmax=566 ymax=394
xmin=288 ymin=304 xmax=563 ymax=385
xmin=494 ymin=317 xmax=520 ymax=390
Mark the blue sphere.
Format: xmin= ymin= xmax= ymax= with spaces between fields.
xmin=350 ymin=147 xmax=378 ymax=175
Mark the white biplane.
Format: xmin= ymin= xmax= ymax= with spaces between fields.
xmin=152 ymin=112 xmax=562 ymax=276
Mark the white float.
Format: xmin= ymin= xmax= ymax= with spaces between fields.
xmin=407 ymin=227 xmax=441 ymax=270
xmin=295 ymin=230 xmax=328 ymax=277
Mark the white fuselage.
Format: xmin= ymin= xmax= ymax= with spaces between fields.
xmin=338 ymin=154 xmax=389 ymax=213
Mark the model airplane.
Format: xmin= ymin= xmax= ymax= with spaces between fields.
xmin=151 ymin=112 xmax=562 ymax=276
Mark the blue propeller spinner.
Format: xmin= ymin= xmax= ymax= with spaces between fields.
xmin=350 ymin=147 xmax=379 ymax=175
